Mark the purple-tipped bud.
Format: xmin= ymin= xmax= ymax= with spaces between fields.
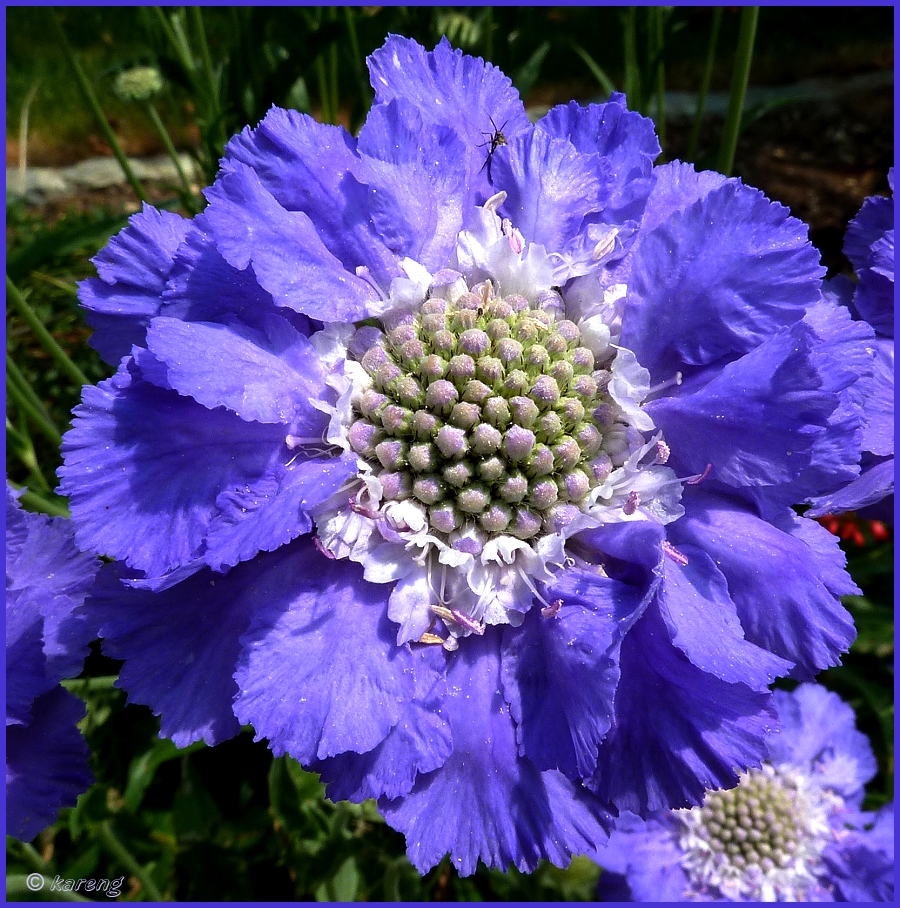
xmin=543 ymin=504 xmax=580 ymax=533
xmin=531 ymin=375 xmax=560 ymax=405
xmin=590 ymin=453 xmax=613 ymax=481
xmin=453 ymin=309 xmax=478 ymax=331
xmin=348 ymin=420 xmax=381 ymax=456
xmin=459 ymin=328 xmax=490 ymax=355
xmin=537 ymin=411 xmax=563 ymax=441
xmin=425 ymin=379 xmax=459 ymax=412
xmin=449 ymin=401 xmax=480 ymax=430
xmin=496 ymin=338 xmax=523 ymax=363
xmin=479 ymin=503 xmax=512 ymax=533
xmin=418 ymin=354 xmax=447 ymax=380
xmin=498 ymin=473 xmax=529 ymax=503
xmin=413 ymin=475 xmax=444 ymax=505
xmin=476 ymin=356 xmax=504 ymax=383
xmin=442 ymin=462 xmax=473 ymax=488
xmin=483 ymin=397 xmax=511 ymax=428
xmin=400 ymin=338 xmax=426 ymax=363
xmin=556 ymin=320 xmax=580 ymax=343
xmin=592 ymin=403 xmax=616 ymax=427
xmin=447 ymin=354 xmax=476 ymax=382
xmin=510 ymin=395 xmax=539 ymax=426
xmin=408 ymin=442 xmax=437 ymax=472
xmin=471 ymin=423 xmax=502 ymax=455
xmin=562 ymin=470 xmax=590 ymax=501
xmin=457 ymin=486 xmax=490 ymax=514
xmin=389 ymin=323 xmax=417 ymax=346
xmin=375 ymin=362 xmax=402 ymax=389
xmin=501 ymin=373 xmax=529 ymax=402
xmin=431 ymin=329 xmax=455 ymax=352
xmin=421 ymin=298 xmax=447 ymax=315
xmin=379 ymin=470 xmax=412 ymax=500
xmin=576 ymin=423 xmax=603 ymax=455
xmin=530 ymin=478 xmax=558 ymax=509
xmin=486 ymin=318 xmax=511 ymax=340
xmin=429 ymin=504 xmax=459 ymax=533
xmin=485 ymin=299 xmax=513 ymax=319
xmin=545 ymin=333 xmax=567 ymax=355
xmin=503 ymin=425 xmax=536 ymax=461
xmin=375 ymin=439 xmax=406 ymax=470
xmin=571 ymin=347 xmax=594 ymax=372
xmin=396 ymin=376 xmax=424 ymax=407
xmin=530 ymin=308 xmax=552 ymax=326
xmin=421 ymin=312 xmax=447 ymax=335
xmin=525 ymin=344 xmax=549 ymax=368
xmin=360 ymin=389 xmax=388 ymax=420
xmin=572 ymin=374 xmax=598 ymax=398
xmin=477 ymin=456 xmax=505 ymax=482
xmin=435 ymin=425 xmax=467 ymax=458
xmin=510 ymin=508 xmax=542 ymax=539
xmin=361 ymin=345 xmax=389 ymax=374
xmin=381 ymin=404 xmax=413 ymax=434
xmin=455 ymin=291 xmax=482 ymax=311
xmin=505 ymin=294 xmax=529 ymax=312
xmin=526 ymin=444 xmax=555 ymax=477
xmin=550 ymin=360 xmax=575 ymax=386
xmin=412 ymin=410 xmax=440 ymax=438
xmin=559 ymin=398 xmax=586 ymax=423
xmin=553 ymin=436 xmax=581 ymax=469
xmin=462 ymin=380 xmax=493 ymax=404
xmin=537 ymin=288 xmax=564 ymax=316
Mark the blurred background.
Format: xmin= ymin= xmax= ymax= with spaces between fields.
xmin=6 ymin=6 xmax=894 ymax=901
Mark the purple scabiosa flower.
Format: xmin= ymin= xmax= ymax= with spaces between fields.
xmin=62 ymin=37 xmax=874 ymax=873
xmin=807 ymin=170 xmax=894 ymax=523
xmin=594 ymin=684 xmax=894 ymax=902
xmin=6 ymin=486 xmax=98 ymax=841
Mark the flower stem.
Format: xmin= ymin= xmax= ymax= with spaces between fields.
xmin=9 ymin=483 xmax=70 ymax=518
xmin=6 ymin=876 xmax=92 ymax=902
xmin=143 ymin=101 xmax=198 ymax=214
xmin=6 ymin=353 xmax=63 ymax=446
xmin=62 ymin=676 xmax=121 ymax=692
xmin=687 ymin=7 xmax=723 ymax=162
xmin=6 ymin=275 xmax=90 ymax=387
xmin=49 ymin=11 xmax=149 ymax=205
xmin=97 ymin=821 xmax=165 ymax=902
xmin=717 ymin=6 xmax=759 ymax=176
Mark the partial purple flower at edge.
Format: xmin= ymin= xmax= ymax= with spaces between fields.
xmin=6 ymin=485 xmax=99 ymax=842
xmin=593 ymin=683 xmax=893 ymax=902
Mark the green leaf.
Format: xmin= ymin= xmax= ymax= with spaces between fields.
xmin=123 ymin=738 xmax=206 ymax=814
xmin=315 ymin=855 xmax=359 ymax=902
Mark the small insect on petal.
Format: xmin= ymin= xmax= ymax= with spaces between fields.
xmin=541 ymin=598 xmax=563 ymax=618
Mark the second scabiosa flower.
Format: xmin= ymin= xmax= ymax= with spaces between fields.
xmin=63 ymin=37 xmax=874 ymax=874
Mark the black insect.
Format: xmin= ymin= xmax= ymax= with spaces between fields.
xmin=477 ymin=116 xmax=508 ymax=184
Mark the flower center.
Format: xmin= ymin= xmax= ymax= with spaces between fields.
xmin=676 ymin=764 xmax=838 ymax=901
xmin=347 ymin=282 xmax=628 ymax=545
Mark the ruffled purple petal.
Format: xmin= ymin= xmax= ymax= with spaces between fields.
xmin=6 ymin=594 xmax=49 ymax=726
xmin=354 ymin=99 xmax=468 ymax=273
xmin=233 ymin=540 xmax=424 ymax=763
xmin=860 ymin=337 xmax=894 ymax=457
xmin=59 ymin=357 xmax=290 ymax=577
xmin=493 ymin=128 xmax=603 ymax=258
xmin=78 ymin=205 xmax=191 ymax=365
xmin=500 ymin=521 xmax=663 ymax=780
xmin=6 ymin=687 xmax=93 ymax=841
xmin=312 ymin=645 xmax=452 ymax=802
xmin=379 ymin=632 xmax=614 ymax=876
xmin=620 ymin=166 xmax=824 ymax=380
xmin=648 ymin=318 xmax=865 ymax=512
xmin=769 ymin=685 xmax=877 ymax=803
xmin=367 ymin=35 xmax=531 ymax=200
xmin=853 ymin=230 xmax=894 ymax=337
xmin=658 ymin=547 xmax=794 ymax=688
xmin=85 ymin=557 xmax=269 ymax=747
xmin=806 ymin=456 xmax=894 ymax=517
xmin=6 ymin=490 xmax=99 ymax=685
xmin=222 ymin=107 xmax=404 ymax=292
xmin=588 ymin=599 xmax=776 ymax=815
xmin=824 ymin=803 xmax=894 ymax=902
xmin=204 ymin=163 xmax=380 ymax=321
xmin=669 ymin=488 xmax=857 ymax=679
xmin=536 ymin=95 xmax=660 ymax=228
xmin=593 ymin=813 xmax=689 ymax=902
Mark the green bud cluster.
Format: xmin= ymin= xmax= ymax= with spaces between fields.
xmin=697 ymin=770 xmax=805 ymax=875
xmin=348 ymin=284 xmax=620 ymax=541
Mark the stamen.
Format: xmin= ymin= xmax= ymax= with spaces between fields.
xmin=313 ymin=536 xmax=337 ymax=559
xmin=541 ymin=598 xmax=563 ymax=618
xmin=647 ymin=371 xmax=683 ymax=398
xmin=685 ymin=463 xmax=713 ymax=485
xmin=623 ymin=490 xmax=641 ymax=515
xmin=662 ymin=540 xmax=689 ymax=565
